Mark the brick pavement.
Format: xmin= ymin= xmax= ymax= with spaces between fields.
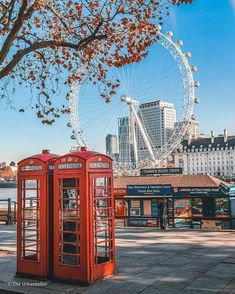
xmin=0 ymin=225 xmax=235 ymax=293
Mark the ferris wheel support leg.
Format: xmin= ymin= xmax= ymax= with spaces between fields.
xmin=130 ymin=104 xmax=156 ymax=163
xmin=129 ymin=107 xmax=138 ymax=166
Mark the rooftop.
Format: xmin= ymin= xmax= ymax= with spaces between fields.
xmin=114 ymin=174 xmax=228 ymax=188
xmin=179 ymin=135 xmax=235 ymax=151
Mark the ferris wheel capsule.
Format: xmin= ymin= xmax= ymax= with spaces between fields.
xmin=191 ymin=65 xmax=197 ymax=72
xmin=166 ymin=31 xmax=174 ymax=38
xmin=194 ymin=81 xmax=200 ymax=87
xmin=191 ymin=114 xmax=196 ymax=120
xmin=185 ymin=51 xmax=192 ymax=58
xmin=176 ymin=40 xmax=184 ymax=46
xmin=71 ymin=135 xmax=76 ymax=140
xmin=193 ymin=97 xmax=200 ymax=104
xmin=157 ymin=25 xmax=162 ymax=31
xmin=67 ymin=122 xmax=72 ymax=127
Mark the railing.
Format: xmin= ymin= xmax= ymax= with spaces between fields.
xmin=0 ymin=198 xmax=17 ymax=225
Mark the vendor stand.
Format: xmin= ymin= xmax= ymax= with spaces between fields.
xmin=124 ymin=185 xmax=173 ymax=227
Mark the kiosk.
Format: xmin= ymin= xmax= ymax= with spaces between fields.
xmin=17 ymin=150 xmax=59 ymax=278
xmin=53 ymin=147 xmax=115 ymax=284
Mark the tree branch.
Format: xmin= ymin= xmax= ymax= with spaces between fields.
xmin=0 ymin=0 xmax=29 ymax=65
xmin=0 ymin=34 xmax=107 ymax=79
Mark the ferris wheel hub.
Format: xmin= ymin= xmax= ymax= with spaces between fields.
xmin=121 ymin=95 xmax=139 ymax=106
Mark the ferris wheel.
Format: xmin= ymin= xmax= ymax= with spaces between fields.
xmin=68 ymin=29 xmax=199 ymax=175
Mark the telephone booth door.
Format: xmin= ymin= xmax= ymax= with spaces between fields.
xmin=53 ymin=175 xmax=87 ymax=281
xmin=18 ymin=176 xmax=43 ymax=275
xmin=90 ymin=174 xmax=115 ymax=280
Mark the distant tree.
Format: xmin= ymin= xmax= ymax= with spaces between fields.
xmin=0 ymin=0 xmax=192 ymax=124
xmin=0 ymin=166 xmax=14 ymax=179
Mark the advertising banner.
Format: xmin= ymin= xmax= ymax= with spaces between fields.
xmin=174 ymin=199 xmax=191 ymax=218
xmin=192 ymin=198 xmax=203 ymax=217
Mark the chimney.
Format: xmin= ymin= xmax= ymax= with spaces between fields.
xmin=42 ymin=149 xmax=50 ymax=154
xmin=211 ymin=131 xmax=215 ymax=144
xmin=80 ymin=146 xmax=88 ymax=151
xmin=224 ymin=129 xmax=228 ymax=143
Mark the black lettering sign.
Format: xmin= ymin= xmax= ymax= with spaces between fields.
xmin=21 ymin=166 xmax=42 ymax=171
xmin=140 ymin=168 xmax=182 ymax=176
xmin=89 ymin=162 xmax=110 ymax=168
xmin=58 ymin=163 xmax=82 ymax=169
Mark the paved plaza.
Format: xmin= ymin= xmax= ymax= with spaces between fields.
xmin=0 ymin=225 xmax=235 ymax=293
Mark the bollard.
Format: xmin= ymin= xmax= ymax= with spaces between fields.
xmin=6 ymin=198 xmax=12 ymax=225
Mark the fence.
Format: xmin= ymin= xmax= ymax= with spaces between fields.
xmin=0 ymin=198 xmax=17 ymax=225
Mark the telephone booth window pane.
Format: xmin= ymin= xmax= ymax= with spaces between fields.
xmin=58 ymin=178 xmax=80 ymax=266
xmin=21 ymin=179 xmax=40 ymax=261
xmin=93 ymin=177 xmax=113 ymax=265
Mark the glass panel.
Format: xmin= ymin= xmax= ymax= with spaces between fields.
xmin=62 ymin=189 xmax=77 ymax=199
xmin=24 ymin=199 xmax=38 ymax=208
xmin=25 ymin=190 xmax=37 ymax=199
xmin=62 ymin=178 xmax=77 ymax=188
xmin=23 ymin=220 xmax=38 ymax=229
xmin=63 ymin=221 xmax=77 ymax=232
xmin=24 ymin=180 xmax=38 ymax=189
xmin=23 ymin=208 xmax=38 ymax=219
xmin=60 ymin=210 xmax=78 ymax=220
xmin=95 ymin=177 xmax=110 ymax=187
xmin=61 ymin=199 xmax=78 ymax=209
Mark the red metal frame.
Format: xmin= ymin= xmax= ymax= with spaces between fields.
xmin=17 ymin=151 xmax=58 ymax=278
xmin=53 ymin=150 xmax=115 ymax=284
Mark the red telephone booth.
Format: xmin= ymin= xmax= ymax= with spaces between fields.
xmin=17 ymin=150 xmax=59 ymax=278
xmin=53 ymin=147 xmax=115 ymax=284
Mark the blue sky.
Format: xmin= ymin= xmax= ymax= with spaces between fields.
xmin=0 ymin=0 xmax=235 ymax=163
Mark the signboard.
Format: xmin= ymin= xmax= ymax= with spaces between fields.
xmin=89 ymin=162 xmax=110 ymax=169
xmin=127 ymin=185 xmax=173 ymax=196
xmin=21 ymin=165 xmax=42 ymax=171
xmin=58 ymin=163 xmax=82 ymax=169
xmin=140 ymin=168 xmax=182 ymax=176
xmin=114 ymin=188 xmax=127 ymax=196
xmin=219 ymin=183 xmax=230 ymax=194
xmin=175 ymin=187 xmax=221 ymax=196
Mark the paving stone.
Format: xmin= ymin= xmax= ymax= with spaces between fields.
xmin=185 ymin=277 xmax=230 ymax=292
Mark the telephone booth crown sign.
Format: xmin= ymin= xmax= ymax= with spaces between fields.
xmin=17 ymin=150 xmax=59 ymax=278
xmin=53 ymin=149 xmax=115 ymax=283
